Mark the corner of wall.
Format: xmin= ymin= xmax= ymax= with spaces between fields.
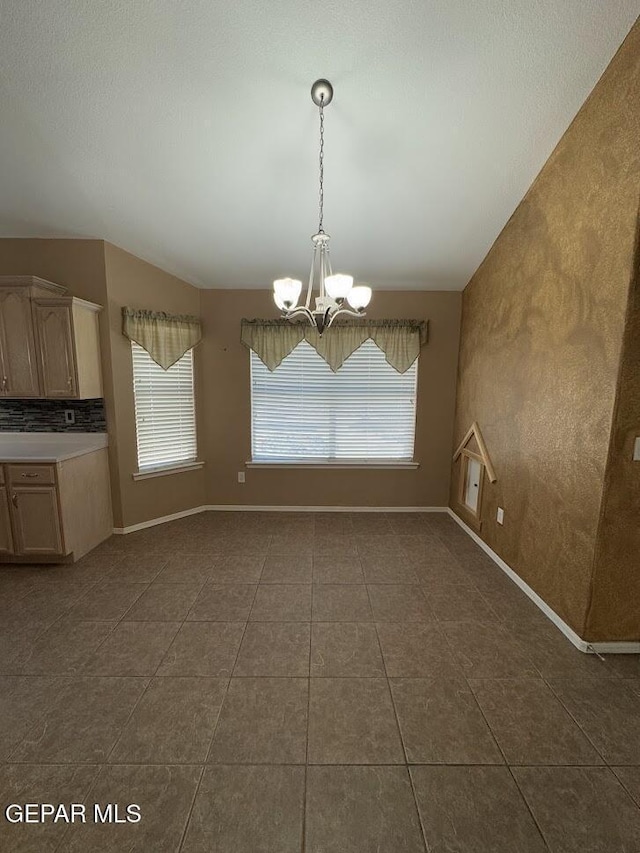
xmin=584 ymin=206 xmax=640 ymax=642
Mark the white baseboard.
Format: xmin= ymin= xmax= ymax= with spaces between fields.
xmin=587 ymin=641 xmax=640 ymax=654
xmin=113 ymin=504 xmax=448 ymax=534
xmin=447 ymin=508 xmax=640 ymax=655
xmin=112 ymin=505 xmax=207 ymax=534
xmin=204 ymin=505 xmax=447 ymax=513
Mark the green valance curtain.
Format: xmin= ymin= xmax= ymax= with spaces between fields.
xmin=241 ymin=319 xmax=428 ymax=374
xmin=122 ymin=307 xmax=202 ymax=369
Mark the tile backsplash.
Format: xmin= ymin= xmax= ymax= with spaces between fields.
xmin=0 ymin=399 xmax=107 ymax=432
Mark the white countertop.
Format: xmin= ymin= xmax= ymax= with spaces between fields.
xmin=0 ymin=432 xmax=108 ymax=463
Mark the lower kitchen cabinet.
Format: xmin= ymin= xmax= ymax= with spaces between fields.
xmin=0 ymin=488 xmax=14 ymax=555
xmin=10 ymin=485 xmax=63 ymax=555
xmin=0 ymin=449 xmax=112 ymax=563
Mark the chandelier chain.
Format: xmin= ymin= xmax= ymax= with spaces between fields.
xmin=318 ymin=99 xmax=324 ymax=232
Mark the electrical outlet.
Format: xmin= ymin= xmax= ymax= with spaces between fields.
xmin=496 ymin=507 xmax=504 ymax=525
xmin=237 ymin=471 xmax=246 ymax=484
xmin=64 ymin=409 xmax=75 ymax=425
xmin=634 ymin=437 xmax=640 ymax=461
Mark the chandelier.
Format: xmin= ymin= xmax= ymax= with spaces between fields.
xmin=273 ymin=79 xmax=372 ymax=335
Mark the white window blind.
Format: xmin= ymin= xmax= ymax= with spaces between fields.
xmin=132 ymin=343 xmax=197 ymax=472
xmin=251 ymin=339 xmax=417 ymax=462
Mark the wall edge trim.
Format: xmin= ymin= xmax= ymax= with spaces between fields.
xmin=447 ymin=508 xmax=639 ymax=654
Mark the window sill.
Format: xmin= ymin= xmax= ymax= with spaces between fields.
xmin=246 ymin=460 xmax=420 ymax=470
xmin=132 ymin=461 xmax=205 ymax=481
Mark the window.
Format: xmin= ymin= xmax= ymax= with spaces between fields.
xmin=131 ymin=342 xmax=197 ymax=472
xmin=250 ymin=339 xmax=417 ymax=462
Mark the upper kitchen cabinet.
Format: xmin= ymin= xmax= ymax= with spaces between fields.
xmin=33 ymin=297 xmax=103 ymax=399
xmin=0 ymin=287 xmax=41 ymax=397
xmin=0 ymin=276 xmax=103 ymax=400
xmin=0 ymin=276 xmax=63 ymax=398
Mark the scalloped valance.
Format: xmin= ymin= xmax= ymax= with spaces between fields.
xmin=122 ymin=307 xmax=202 ymax=369
xmin=241 ymin=318 xmax=428 ymax=374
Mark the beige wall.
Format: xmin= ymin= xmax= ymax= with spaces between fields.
xmin=200 ymin=289 xmax=461 ymax=507
xmin=0 ymin=237 xmax=121 ymax=517
xmin=102 ymin=242 xmax=206 ymax=528
xmin=450 ymin=22 xmax=640 ymax=638
xmin=0 ymin=238 xmax=206 ymax=529
xmin=0 ymin=239 xmax=459 ymax=523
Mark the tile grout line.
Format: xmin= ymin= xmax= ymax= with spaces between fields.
xmin=406 ymin=527 xmax=557 ymax=851
xmin=374 ymin=616 xmax=430 ymax=853
xmin=52 ymin=761 xmax=104 ymax=853
xmin=463 ymin=672 xmax=552 ymax=852
xmin=506 ymin=766 xmax=553 ymax=852
xmin=198 ymin=615 xmax=262 ymax=763
xmin=228 ymin=565 xmax=265 ymax=679
xmin=100 ymin=556 xmax=206 ymax=765
xmin=541 ymin=674 xmax=613 ymax=767
xmin=302 ymin=606 xmax=312 ymax=853
xmin=61 ymin=556 xmax=171 ymax=667
xmin=189 ymin=550 xmax=264 ymax=765
xmin=3 ymin=759 xmax=628 ymax=768
xmin=176 ymin=764 xmax=206 ymax=853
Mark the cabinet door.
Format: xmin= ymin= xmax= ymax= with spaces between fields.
xmin=34 ymin=303 xmax=78 ymax=398
xmin=0 ymin=489 xmax=15 ymax=555
xmin=0 ymin=289 xmax=40 ymax=397
xmin=10 ymin=486 xmax=64 ymax=555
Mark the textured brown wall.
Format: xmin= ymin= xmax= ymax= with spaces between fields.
xmin=200 ymin=289 xmax=461 ymax=508
xmin=450 ymin=22 xmax=640 ymax=637
xmin=586 ymin=231 xmax=640 ymax=641
xmin=102 ymin=243 xmax=206 ymax=528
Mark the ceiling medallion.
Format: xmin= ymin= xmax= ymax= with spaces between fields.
xmin=273 ymin=79 xmax=372 ymax=336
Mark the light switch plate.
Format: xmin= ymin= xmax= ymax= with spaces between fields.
xmin=496 ymin=507 xmax=504 ymax=525
xmin=634 ymin=437 xmax=640 ymax=461
xmin=64 ymin=409 xmax=75 ymax=425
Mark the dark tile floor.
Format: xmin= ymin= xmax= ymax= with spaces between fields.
xmin=0 ymin=510 xmax=639 ymax=852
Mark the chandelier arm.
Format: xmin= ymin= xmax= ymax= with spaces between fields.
xmin=319 ymin=242 xmax=326 ymax=301
xmin=284 ymin=306 xmax=315 ymax=323
xmin=325 ymin=306 xmax=365 ymax=330
xmin=305 ymin=244 xmax=316 ymax=310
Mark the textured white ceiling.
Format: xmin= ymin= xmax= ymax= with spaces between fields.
xmin=0 ymin=1 xmax=638 ymax=290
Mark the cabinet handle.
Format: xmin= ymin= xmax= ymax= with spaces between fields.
xmin=11 ymin=493 xmax=17 ymax=508
xmin=1 ymin=377 xmax=6 ymax=391
xmin=67 ymin=376 xmax=73 ymax=390
xmin=21 ymin=473 xmax=39 ymax=478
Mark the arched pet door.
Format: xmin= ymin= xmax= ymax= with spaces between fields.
xmin=452 ymin=422 xmax=496 ymax=527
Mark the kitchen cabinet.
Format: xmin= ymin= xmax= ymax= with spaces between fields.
xmin=0 ymin=287 xmax=41 ymax=397
xmin=0 ymin=447 xmax=112 ymax=562
xmin=33 ymin=297 xmax=103 ymax=399
xmin=0 ymin=277 xmax=103 ymax=400
xmin=0 ymin=482 xmax=14 ymax=556
xmin=33 ymin=302 xmax=77 ymax=397
xmin=34 ymin=296 xmax=103 ymax=399
xmin=10 ymin=485 xmax=63 ymax=556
